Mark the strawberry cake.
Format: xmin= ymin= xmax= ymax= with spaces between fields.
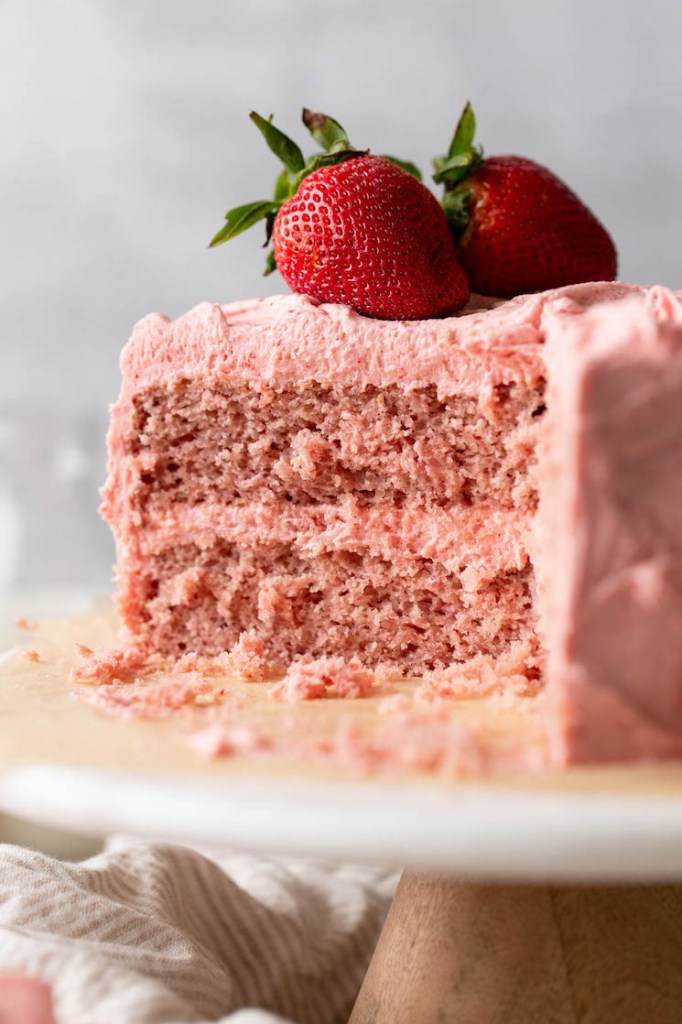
xmin=102 ymin=281 xmax=682 ymax=766
xmin=99 ymin=104 xmax=682 ymax=767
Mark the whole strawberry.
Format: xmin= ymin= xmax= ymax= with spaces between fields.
xmin=210 ymin=110 xmax=470 ymax=320
xmin=433 ymin=104 xmax=618 ymax=298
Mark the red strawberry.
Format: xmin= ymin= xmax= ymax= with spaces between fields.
xmin=210 ymin=110 xmax=470 ymax=320
xmin=271 ymin=154 xmax=469 ymax=319
xmin=433 ymin=103 xmax=618 ymax=298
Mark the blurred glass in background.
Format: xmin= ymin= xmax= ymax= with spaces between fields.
xmin=0 ymin=410 xmax=112 ymax=594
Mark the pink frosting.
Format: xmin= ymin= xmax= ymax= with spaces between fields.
xmin=541 ymin=287 xmax=682 ymax=762
xmin=133 ymin=499 xmax=530 ymax=583
xmin=113 ymin=284 xmax=642 ymax=410
xmin=119 ymin=283 xmax=641 ymax=399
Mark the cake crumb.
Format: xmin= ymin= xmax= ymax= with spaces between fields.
xmin=183 ymin=707 xmax=545 ymax=776
xmin=74 ymin=672 xmax=213 ymax=720
xmin=172 ymin=632 xmax=276 ymax=681
xmin=69 ymin=643 xmax=154 ymax=686
xmin=270 ymin=656 xmax=375 ymax=702
xmin=417 ymin=641 xmax=541 ymax=701
xmin=188 ymin=724 xmax=275 ymax=759
xmin=193 ymin=690 xmax=223 ymax=706
xmin=374 ymin=662 xmax=407 ymax=683
xmin=14 ymin=617 xmax=36 ymax=632
xmin=377 ymin=693 xmax=412 ymax=715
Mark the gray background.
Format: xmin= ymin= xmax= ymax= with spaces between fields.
xmin=0 ymin=0 xmax=680 ymax=592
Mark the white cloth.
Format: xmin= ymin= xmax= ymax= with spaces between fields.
xmin=0 ymin=837 xmax=397 ymax=1023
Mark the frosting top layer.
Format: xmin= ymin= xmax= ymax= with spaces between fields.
xmin=121 ymin=282 xmax=643 ymax=402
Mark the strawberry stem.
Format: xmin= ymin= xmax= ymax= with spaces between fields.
xmin=433 ymin=101 xmax=483 ymax=187
xmin=441 ymin=190 xmax=470 ymax=233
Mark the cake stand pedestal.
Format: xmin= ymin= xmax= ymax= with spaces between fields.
xmin=349 ymin=873 xmax=682 ymax=1023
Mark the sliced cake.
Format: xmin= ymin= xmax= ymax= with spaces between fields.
xmin=102 ymin=288 xmax=547 ymax=674
xmin=102 ymin=282 xmax=682 ymax=764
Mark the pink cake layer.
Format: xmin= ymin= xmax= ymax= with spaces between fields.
xmin=104 ymin=281 xmax=639 ymax=528
xmin=124 ymin=380 xmax=541 ymax=515
xmin=114 ymin=501 xmax=534 ymax=673
xmin=119 ymin=538 xmax=536 ymax=670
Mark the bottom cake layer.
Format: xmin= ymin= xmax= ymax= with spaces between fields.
xmin=119 ymin=539 xmax=538 ymax=674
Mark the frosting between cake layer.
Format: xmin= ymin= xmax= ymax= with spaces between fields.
xmin=122 ymin=500 xmax=532 ymax=584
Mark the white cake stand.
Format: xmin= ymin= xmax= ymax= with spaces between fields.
xmin=3 ymin=602 xmax=682 ymax=1021
xmin=3 ymin=768 xmax=682 ymax=1022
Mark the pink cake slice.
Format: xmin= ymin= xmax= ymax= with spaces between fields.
xmin=102 ymin=281 xmax=682 ymax=764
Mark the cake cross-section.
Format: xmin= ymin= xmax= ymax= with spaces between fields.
xmin=102 ymin=282 xmax=682 ymax=763
xmin=103 ymin=291 xmax=548 ymax=673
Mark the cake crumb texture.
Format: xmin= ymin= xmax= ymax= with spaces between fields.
xmin=270 ymin=656 xmax=375 ymax=702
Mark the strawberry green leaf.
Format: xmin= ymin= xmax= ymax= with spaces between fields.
xmin=263 ymin=249 xmax=277 ymax=276
xmin=432 ymin=149 xmax=481 ymax=186
xmin=273 ymin=168 xmax=294 ymax=202
xmin=208 ymin=200 xmax=280 ymax=248
xmin=433 ymin=101 xmax=483 ymax=193
xmin=441 ymin=188 xmax=471 ymax=235
xmin=250 ymin=112 xmax=305 ymax=173
xmin=302 ymin=109 xmax=349 ymax=152
xmin=448 ymin=101 xmax=476 ymax=158
xmin=381 ymin=155 xmax=423 ymax=181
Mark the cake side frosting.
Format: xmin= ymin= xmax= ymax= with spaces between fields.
xmin=541 ymin=287 xmax=682 ymax=762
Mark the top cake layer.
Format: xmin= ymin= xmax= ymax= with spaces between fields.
xmin=105 ymin=282 xmax=643 ymax=528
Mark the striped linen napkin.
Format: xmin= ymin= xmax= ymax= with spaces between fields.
xmin=0 ymin=837 xmax=397 ymax=1023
